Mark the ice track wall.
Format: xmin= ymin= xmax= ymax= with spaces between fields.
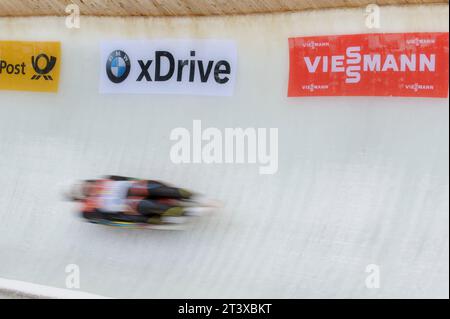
xmin=0 ymin=5 xmax=448 ymax=298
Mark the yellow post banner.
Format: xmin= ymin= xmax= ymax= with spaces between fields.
xmin=0 ymin=41 xmax=61 ymax=93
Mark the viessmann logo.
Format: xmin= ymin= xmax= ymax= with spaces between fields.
xmin=100 ymin=40 xmax=237 ymax=96
xmin=302 ymin=46 xmax=436 ymax=84
xmin=288 ymin=32 xmax=449 ymax=97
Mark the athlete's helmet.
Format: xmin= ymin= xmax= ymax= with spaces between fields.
xmin=66 ymin=181 xmax=95 ymax=201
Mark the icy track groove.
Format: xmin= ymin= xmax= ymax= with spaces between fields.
xmin=0 ymin=5 xmax=449 ymax=298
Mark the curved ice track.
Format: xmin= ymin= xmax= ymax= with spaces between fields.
xmin=0 ymin=5 xmax=448 ymax=298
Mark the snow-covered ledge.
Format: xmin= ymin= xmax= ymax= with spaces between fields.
xmin=0 ymin=278 xmax=110 ymax=299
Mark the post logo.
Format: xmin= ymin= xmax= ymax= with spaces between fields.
xmin=0 ymin=41 xmax=61 ymax=92
xmin=31 ymin=54 xmax=57 ymax=80
xmin=288 ymin=32 xmax=449 ymax=98
xmin=106 ymin=50 xmax=131 ymax=83
xmin=100 ymin=40 xmax=237 ymax=96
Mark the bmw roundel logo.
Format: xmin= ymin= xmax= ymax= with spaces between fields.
xmin=106 ymin=50 xmax=131 ymax=83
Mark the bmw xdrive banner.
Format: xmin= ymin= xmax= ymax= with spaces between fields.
xmin=0 ymin=41 xmax=60 ymax=93
xmin=100 ymin=40 xmax=237 ymax=96
xmin=288 ymin=32 xmax=449 ymax=97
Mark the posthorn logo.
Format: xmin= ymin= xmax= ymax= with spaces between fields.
xmin=106 ymin=50 xmax=131 ymax=83
xmin=31 ymin=53 xmax=57 ymax=80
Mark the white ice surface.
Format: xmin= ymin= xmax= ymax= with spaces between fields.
xmin=0 ymin=5 xmax=448 ymax=298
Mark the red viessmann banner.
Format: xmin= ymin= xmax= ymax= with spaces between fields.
xmin=288 ymin=32 xmax=449 ymax=98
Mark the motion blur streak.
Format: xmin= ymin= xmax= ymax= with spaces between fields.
xmin=0 ymin=5 xmax=448 ymax=298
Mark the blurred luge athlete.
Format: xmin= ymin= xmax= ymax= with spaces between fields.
xmin=69 ymin=176 xmax=218 ymax=225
